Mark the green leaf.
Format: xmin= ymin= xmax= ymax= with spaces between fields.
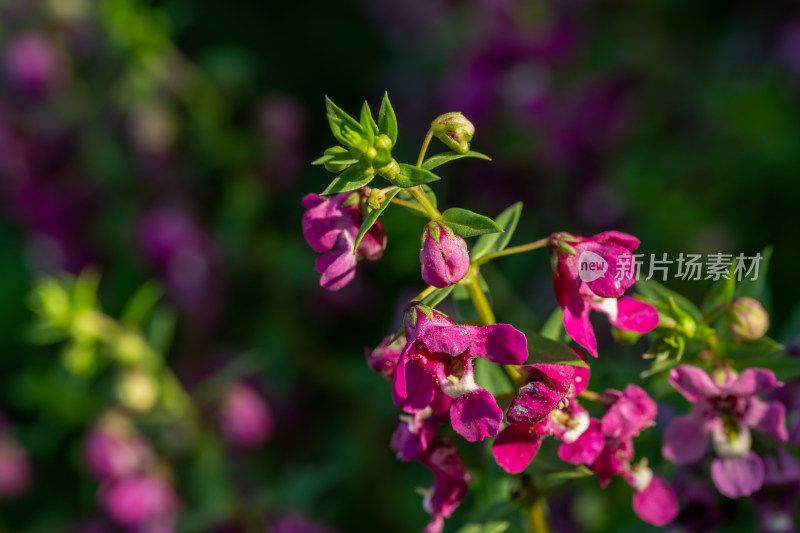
xmin=321 ymin=165 xmax=373 ymax=195
xmin=702 ymin=267 xmax=736 ymax=314
xmin=635 ymin=279 xmax=702 ymax=321
xmin=360 ymin=101 xmax=379 ymax=137
xmin=421 ymin=285 xmax=455 ymax=309
xmin=146 ymin=305 xmax=176 ymax=356
xmin=523 ymin=330 xmax=588 ymax=367
xmin=391 ymin=164 xmax=441 ymax=188
xmin=421 ymin=150 xmax=491 ymax=171
xmin=539 ymin=307 xmax=566 ymax=342
xmin=353 ymin=188 xmax=400 ymax=253
xmin=474 ymin=358 xmax=514 ymax=396
xmin=456 ymin=522 xmax=510 ymax=533
xmin=735 ymin=246 xmax=772 ymax=300
xmin=325 ymin=96 xmax=364 ymax=147
xmin=378 ymin=92 xmax=398 ymax=145
xmin=470 ymin=203 xmax=522 ymax=261
xmin=121 ymin=281 xmax=163 ymax=327
xmin=440 ymin=208 xmax=503 ymax=238
xmin=311 ymin=148 xmax=358 ymax=167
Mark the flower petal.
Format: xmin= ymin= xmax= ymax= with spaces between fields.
xmin=601 ymin=385 xmax=656 ymax=440
xmin=668 ymin=365 xmax=721 ymax=402
xmin=609 ymin=297 xmax=659 ymax=334
xmin=562 ymin=293 xmax=597 ymax=357
xmin=710 ymin=450 xmax=765 ymax=498
xmin=558 ymin=418 xmax=605 ymax=466
xmin=632 ymin=477 xmax=678 ymax=526
xmin=743 ymin=398 xmax=788 ymax=442
xmin=464 ymin=324 xmax=528 ymax=365
xmin=491 ymin=422 xmax=548 ymax=474
xmin=315 ymin=242 xmax=357 ymax=291
xmin=662 ymin=411 xmax=709 ymax=465
xmin=507 ymin=379 xmax=567 ymax=426
xmin=449 ymin=388 xmax=503 ymax=442
xmin=419 ymin=325 xmax=471 ymax=357
xmin=723 ymin=368 xmax=782 ymax=397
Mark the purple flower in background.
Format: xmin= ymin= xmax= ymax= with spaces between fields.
xmin=83 ymin=413 xmax=153 ymax=480
xmin=258 ymin=95 xmax=307 ymax=187
xmin=220 ymin=384 xmax=274 ymax=448
xmin=391 ymin=407 xmax=439 ymax=461
xmin=365 ymin=334 xmax=405 ymax=381
xmin=393 ymin=305 xmax=527 ymax=442
xmin=3 ymin=34 xmax=60 ymax=97
xmin=754 ymin=448 xmax=800 ymax=533
xmin=666 ymin=476 xmax=722 ymax=533
xmin=0 ymin=436 xmax=32 ymax=499
xmin=548 ymin=231 xmax=659 ymax=357
xmin=776 ymin=22 xmax=800 ymax=79
xmin=136 ymin=207 xmax=224 ymax=330
xmin=100 ymin=472 xmax=178 ymax=531
xmin=662 ymin=365 xmax=788 ymax=498
xmin=418 ymin=442 xmax=472 ymax=533
xmin=302 ymin=189 xmax=386 ymax=291
xmin=419 ymin=222 xmax=470 ymax=288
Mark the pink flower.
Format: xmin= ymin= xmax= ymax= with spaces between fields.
xmin=417 ymin=442 xmax=472 ymax=533
xmin=100 ymin=472 xmax=178 ymax=530
xmin=0 ymin=436 xmax=32 ymax=499
xmin=548 ymin=231 xmax=659 ymax=356
xmin=492 ymin=354 xmax=591 ymax=474
xmin=83 ymin=414 xmax=153 ymax=480
xmin=302 ymin=189 xmax=386 ymax=291
xmin=365 ymin=334 xmax=405 ymax=380
xmin=220 ymin=384 xmax=275 ymax=448
xmin=557 ymin=385 xmax=677 ymax=525
xmin=393 ymin=305 xmax=528 ymax=441
xmin=662 ymin=365 xmax=788 ymax=498
xmin=3 ymin=34 xmax=60 ymax=96
xmin=419 ymin=222 xmax=470 ymax=288
xmin=391 ymin=407 xmax=439 ymax=461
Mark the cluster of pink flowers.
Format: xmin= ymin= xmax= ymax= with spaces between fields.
xmin=83 ymin=412 xmax=179 ymax=532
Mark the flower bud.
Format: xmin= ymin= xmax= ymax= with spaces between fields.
xmin=367 ymin=188 xmax=385 ymax=210
xmin=431 ymin=112 xmax=475 ymax=154
xmin=419 ymin=221 xmax=470 ymax=288
xmin=728 ymin=297 xmax=769 ymax=343
xmin=322 ymin=146 xmax=351 ymax=173
xmin=220 ymin=384 xmax=274 ymax=448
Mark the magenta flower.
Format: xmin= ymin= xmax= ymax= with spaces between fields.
xmin=754 ymin=448 xmax=800 ymax=533
xmin=418 ymin=442 xmax=472 ymax=533
xmin=3 ymin=34 xmax=60 ymax=97
xmin=492 ymin=355 xmax=591 ymax=474
xmin=662 ymin=365 xmax=788 ymax=498
xmin=0 ymin=436 xmax=32 ymax=499
xmin=365 ymin=334 xmax=405 ymax=380
xmin=83 ymin=415 xmax=153 ymax=480
xmin=220 ymin=384 xmax=275 ymax=448
xmin=393 ymin=305 xmax=527 ymax=442
xmin=548 ymin=231 xmax=659 ymax=356
xmin=391 ymin=407 xmax=439 ymax=461
xmin=302 ymin=189 xmax=386 ymax=291
xmin=100 ymin=472 xmax=178 ymax=530
xmin=419 ymin=222 xmax=470 ymax=288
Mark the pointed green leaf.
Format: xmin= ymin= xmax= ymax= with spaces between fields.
xmin=539 ymin=307 xmax=566 ymax=342
xmin=311 ymin=149 xmax=358 ymax=167
xmin=121 ymin=281 xmax=163 ymax=327
xmin=440 ymin=208 xmax=502 ymax=238
xmin=702 ymin=265 xmax=736 ymax=314
xmin=378 ymin=92 xmax=398 ymax=145
xmin=422 ymin=284 xmax=455 ymax=309
xmin=360 ymin=101 xmax=379 ymax=137
xmin=734 ymin=246 xmax=772 ymax=300
xmin=635 ymin=279 xmax=702 ymax=321
xmin=391 ymin=164 xmax=441 ymax=188
xmin=353 ymin=188 xmax=400 ymax=253
xmin=321 ymin=165 xmax=373 ymax=195
xmin=470 ymin=202 xmax=522 ymax=261
xmin=421 ymin=150 xmax=491 ymax=171
xmin=523 ymin=330 xmax=588 ymax=367
xmin=325 ymin=96 xmax=364 ymax=147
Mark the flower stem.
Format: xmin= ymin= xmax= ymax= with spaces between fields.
xmin=578 ymin=389 xmax=615 ymax=406
xmin=416 ymin=129 xmax=434 ymax=167
xmin=526 ymin=492 xmax=550 ymax=533
xmin=412 ymin=285 xmax=436 ymax=302
xmin=390 ymin=196 xmax=429 ymax=215
xmin=475 ymin=237 xmax=549 ymax=266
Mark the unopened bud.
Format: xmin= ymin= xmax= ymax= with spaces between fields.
xmin=728 ymin=297 xmax=769 ymax=343
xmin=419 ymin=221 xmax=470 ymax=288
xmin=323 ymin=146 xmax=351 ymax=173
xmin=367 ymin=188 xmax=385 ymax=210
xmin=431 ymin=112 xmax=475 ymax=154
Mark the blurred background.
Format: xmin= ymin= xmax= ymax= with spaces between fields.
xmin=1 ymin=0 xmax=800 ymax=531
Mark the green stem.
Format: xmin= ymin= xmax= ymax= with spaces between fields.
xmin=416 ymin=129 xmax=434 ymax=167
xmin=412 ymin=285 xmax=436 ymax=302
xmin=390 ymin=196 xmax=429 ymax=215
xmin=526 ymin=493 xmax=550 ymax=533
xmin=475 ymin=237 xmax=549 ymax=266
xmin=578 ymin=389 xmax=615 ymax=406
